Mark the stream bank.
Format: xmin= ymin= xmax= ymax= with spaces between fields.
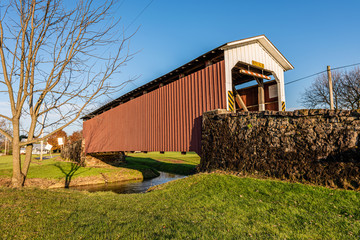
xmin=70 ymin=171 xmax=186 ymax=193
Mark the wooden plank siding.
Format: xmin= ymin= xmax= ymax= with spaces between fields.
xmin=83 ymin=60 xmax=226 ymax=155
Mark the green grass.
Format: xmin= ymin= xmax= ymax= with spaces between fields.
xmin=126 ymin=151 xmax=200 ymax=175
xmin=0 ymin=173 xmax=359 ymax=239
xmin=0 ymin=155 xmax=136 ymax=180
xmin=0 ymin=152 xmax=199 ymax=187
xmin=0 ymin=154 xmax=18 ymax=169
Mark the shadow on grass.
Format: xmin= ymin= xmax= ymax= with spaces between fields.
xmin=54 ymin=163 xmax=81 ymax=188
xmin=124 ymin=156 xmax=197 ymax=176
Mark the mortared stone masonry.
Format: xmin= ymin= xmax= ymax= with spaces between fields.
xmin=200 ymin=109 xmax=360 ymax=190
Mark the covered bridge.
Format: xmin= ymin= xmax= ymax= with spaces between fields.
xmin=83 ymin=35 xmax=293 ymax=155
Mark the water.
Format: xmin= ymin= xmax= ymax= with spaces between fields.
xmin=71 ymin=171 xmax=186 ymax=194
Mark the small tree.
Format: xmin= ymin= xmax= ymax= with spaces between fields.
xmin=0 ymin=0 xmax=132 ymax=187
xmin=47 ymin=130 xmax=67 ymax=152
xmin=68 ymin=130 xmax=83 ymax=144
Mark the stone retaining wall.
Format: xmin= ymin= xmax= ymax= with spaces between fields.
xmin=200 ymin=109 xmax=360 ymax=190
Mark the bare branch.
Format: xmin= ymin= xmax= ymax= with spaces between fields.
xmin=0 ymin=0 xmax=134 ymax=186
xmin=301 ymin=68 xmax=360 ymax=110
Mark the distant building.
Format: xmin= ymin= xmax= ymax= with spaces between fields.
xmin=20 ymin=143 xmax=52 ymax=154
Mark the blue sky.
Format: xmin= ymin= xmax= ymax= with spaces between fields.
xmin=1 ymin=0 xmax=360 ymax=134
xmin=115 ymin=0 xmax=360 ymax=111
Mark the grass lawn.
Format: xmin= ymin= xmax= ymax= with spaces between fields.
xmin=0 ymin=155 xmax=122 ymax=178
xmin=126 ymin=151 xmax=200 ymax=175
xmin=0 ymin=173 xmax=359 ymax=239
xmin=0 ymin=154 xmax=144 ymax=180
xmin=0 ymin=152 xmax=200 ymax=187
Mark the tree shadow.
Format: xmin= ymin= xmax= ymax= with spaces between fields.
xmin=54 ymin=162 xmax=81 ymax=188
xmin=123 ymin=155 xmax=197 ymax=176
xmin=86 ymin=153 xmax=161 ymax=179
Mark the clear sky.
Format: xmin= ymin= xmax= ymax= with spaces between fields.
xmin=115 ymin=0 xmax=360 ymax=111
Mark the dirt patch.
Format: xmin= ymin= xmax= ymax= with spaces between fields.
xmin=86 ymin=153 xmax=126 ymax=167
xmin=162 ymin=159 xmax=185 ymax=164
xmin=24 ymin=178 xmax=58 ymax=188
xmin=0 ymin=178 xmax=11 ymax=187
xmin=0 ymin=177 xmax=58 ymax=189
xmin=0 ymin=167 xmax=159 ymax=189
xmin=48 ymin=175 xmax=107 ymax=188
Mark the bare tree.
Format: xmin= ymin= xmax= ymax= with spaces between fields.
xmin=301 ymin=68 xmax=360 ymax=110
xmin=340 ymin=67 xmax=360 ymax=110
xmin=301 ymin=71 xmax=343 ymax=109
xmin=0 ymin=0 xmax=133 ymax=187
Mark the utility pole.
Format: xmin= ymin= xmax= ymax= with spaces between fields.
xmin=40 ymin=103 xmax=45 ymax=161
xmin=4 ymin=137 xmax=7 ymax=155
xmin=4 ymin=121 xmax=9 ymax=155
xmin=327 ymin=65 xmax=334 ymax=110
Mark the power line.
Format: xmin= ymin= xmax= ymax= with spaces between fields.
xmin=332 ymin=62 xmax=360 ymax=71
xmin=285 ymin=62 xmax=360 ymax=86
xmin=285 ymin=70 xmax=326 ymax=85
xmin=125 ymin=0 xmax=155 ymax=32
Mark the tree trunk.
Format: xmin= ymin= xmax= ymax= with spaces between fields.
xmin=21 ymin=145 xmax=33 ymax=182
xmin=11 ymin=121 xmax=24 ymax=188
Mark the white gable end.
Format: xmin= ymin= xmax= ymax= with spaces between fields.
xmin=222 ymin=37 xmax=291 ymax=111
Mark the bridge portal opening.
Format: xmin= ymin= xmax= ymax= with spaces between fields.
xmin=231 ymin=61 xmax=279 ymax=111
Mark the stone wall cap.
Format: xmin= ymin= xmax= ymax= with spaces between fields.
xmin=203 ymin=108 xmax=360 ymax=119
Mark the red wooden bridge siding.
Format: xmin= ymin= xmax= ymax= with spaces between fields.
xmin=83 ymin=60 xmax=226 ymax=155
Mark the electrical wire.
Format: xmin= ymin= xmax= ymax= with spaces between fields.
xmin=125 ymin=0 xmax=155 ymax=32
xmin=332 ymin=62 xmax=360 ymax=71
xmin=285 ymin=62 xmax=360 ymax=86
xmin=285 ymin=70 xmax=327 ymax=85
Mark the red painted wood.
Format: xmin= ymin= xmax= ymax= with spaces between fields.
xmin=83 ymin=61 xmax=226 ymax=155
xmin=237 ymin=81 xmax=279 ymax=111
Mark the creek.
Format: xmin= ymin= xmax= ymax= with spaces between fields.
xmin=70 ymin=171 xmax=186 ymax=194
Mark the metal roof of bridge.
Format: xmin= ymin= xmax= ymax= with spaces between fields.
xmin=82 ymin=35 xmax=292 ymax=120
